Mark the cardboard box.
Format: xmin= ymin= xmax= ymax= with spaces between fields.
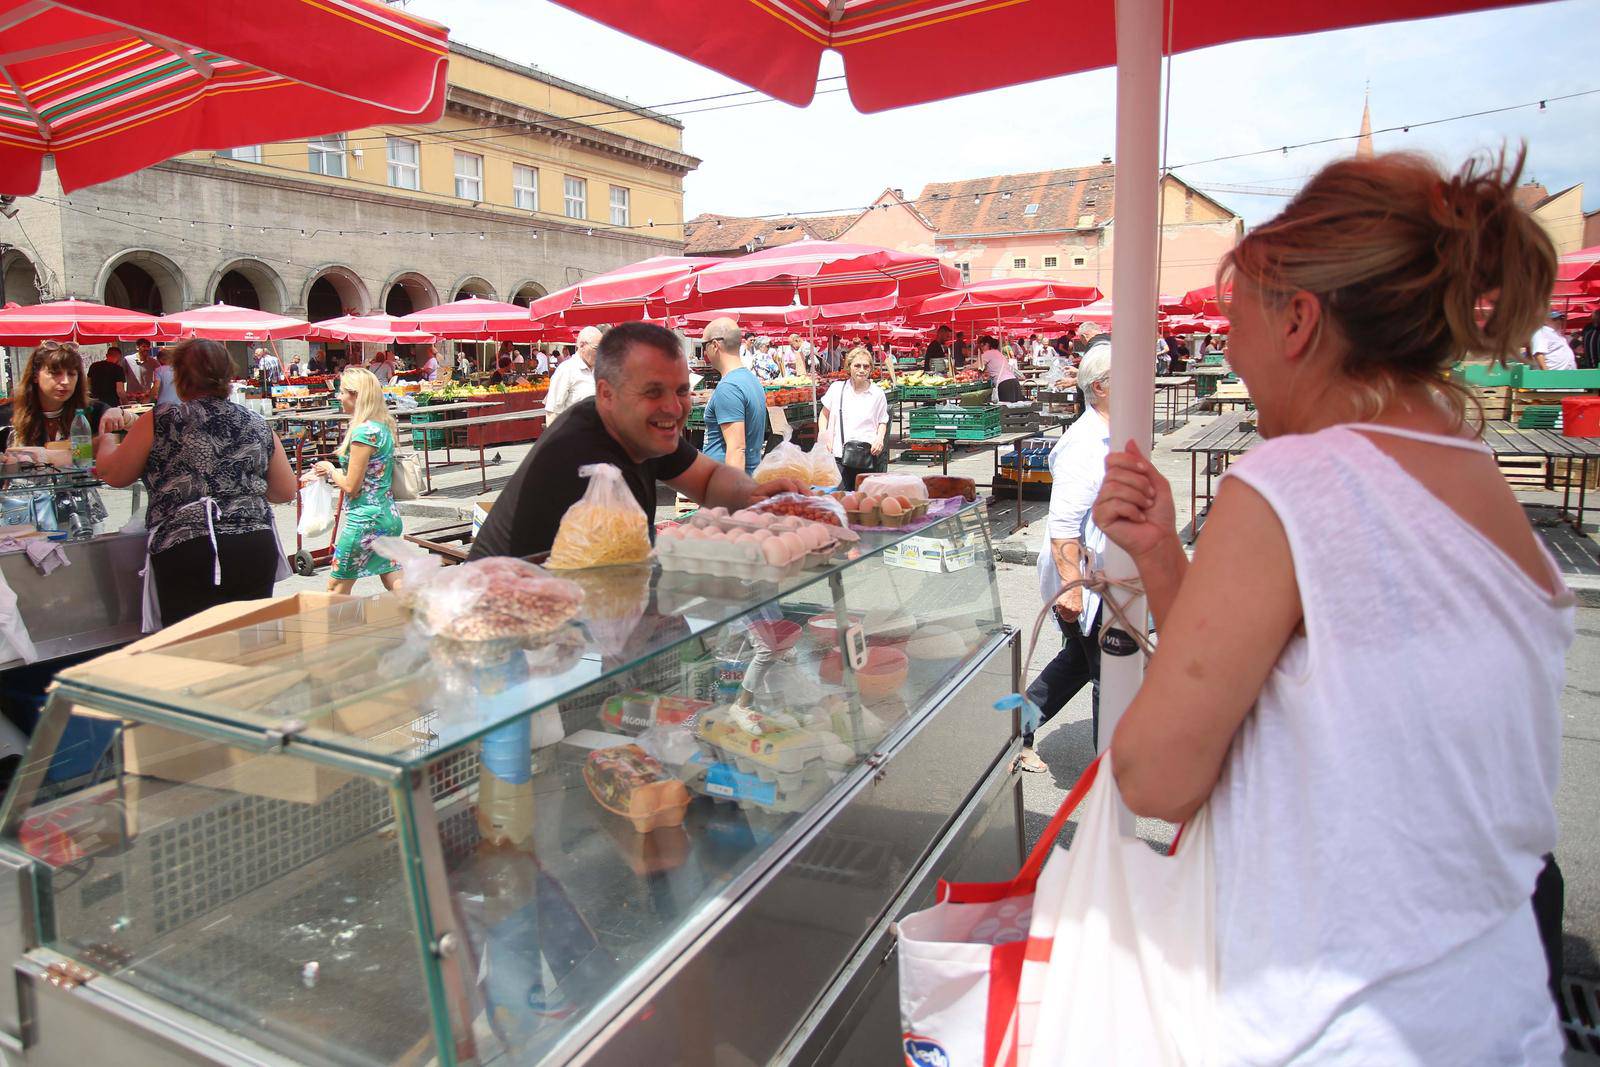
xmin=472 ymin=496 xmax=496 ymax=539
xmin=63 ymin=592 xmax=422 ymax=805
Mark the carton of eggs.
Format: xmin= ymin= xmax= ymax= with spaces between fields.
xmin=658 ymin=512 xmax=844 ymax=581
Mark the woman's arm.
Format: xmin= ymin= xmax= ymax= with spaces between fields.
xmin=94 ymin=410 xmax=155 ymax=488
xmin=314 ymin=442 xmax=372 ymax=496
xmin=1108 ymin=477 xmax=1302 ymax=823
xmin=265 ymin=437 xmax=298 ymax=504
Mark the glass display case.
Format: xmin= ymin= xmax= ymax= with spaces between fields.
xmin=0 ymin=503 xmax=1024 ymax=1066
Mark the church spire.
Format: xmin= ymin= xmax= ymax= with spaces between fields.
xmin=1356 ymin=87 xmax=1374 ymax=159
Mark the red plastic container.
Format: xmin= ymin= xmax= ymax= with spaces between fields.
xmin=1562 ymin=397 xmax=1600 ymax=438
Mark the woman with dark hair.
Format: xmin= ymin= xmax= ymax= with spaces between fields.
xmin=1095 ymin=151 xmax=1569 ymax=1061
xmin=98 ymin=338 xmax=298 ymax=626
xmin=977 ymin=335 xmax=1022 ymax=402
xmin=0 ymin=341 xmax=127 ymax=451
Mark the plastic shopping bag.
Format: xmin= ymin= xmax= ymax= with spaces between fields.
xmin=896 ymin=754 xmax=1215 ymax=1067
xmin=297 ymin=477 xmax=337 ymax=539
xmin=751 ymin=429 xmax=811 ymax=486
xmin=547 ymin=463 xmax=652 ymax=569
xmin=805 ymin=438 xmax=841 ymax=489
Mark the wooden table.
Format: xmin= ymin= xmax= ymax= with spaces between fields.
xmin=1153 ymin=375 xmax=1196 ymax=432
xmin=1174 ymin=413 xmax=1600 ymax=541
xmin=405 ymin=409 xmax=547 ymax=493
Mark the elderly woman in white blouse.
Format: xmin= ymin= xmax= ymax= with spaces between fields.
xmin=817 ymin=346 xmax=889 ymax=490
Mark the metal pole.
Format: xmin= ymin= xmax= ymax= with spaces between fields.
xmin=1098 ymin=0 xmax=1161 ymax=772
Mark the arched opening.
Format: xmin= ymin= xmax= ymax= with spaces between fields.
xmin=100 ymin=250 xmax=184 ymax=315
xmin=452 ymin=276 xmax=495 ymax=302
xmin=509 ymin=281 xmax=548 ymax=307
xmin=304 ymin=266 xmax=370 ymax=322
xmin=216 ymin=270 xmax=261 ymax=310
xmin=209 ymin=259 xmax=286 ymax=314
xmin=383 ymin=272 xmax=438 ymax=318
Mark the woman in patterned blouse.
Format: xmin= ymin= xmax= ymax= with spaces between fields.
xmin=98 ymin=339 xmax=298 ymax=625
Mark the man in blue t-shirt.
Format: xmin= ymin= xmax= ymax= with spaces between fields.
xmin=699 ymin=317 xmax=767 ymax=475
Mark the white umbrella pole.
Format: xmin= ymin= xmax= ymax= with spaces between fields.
xmin=1098 ymin=0 xmax=1161 ymax=776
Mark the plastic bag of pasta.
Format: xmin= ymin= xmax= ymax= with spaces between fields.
xmin=546 ymin=463 xmax=653 ymax=569
xmin=752 ymin=429 xmax=812 ymax=486
xmin=805 ymin=438 xmax=842 ymax=489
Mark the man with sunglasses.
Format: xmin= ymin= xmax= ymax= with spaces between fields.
xmin=699 ymin=317 xmax=767 ymax=475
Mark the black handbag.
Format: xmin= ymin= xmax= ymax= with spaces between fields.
xmin=841 ymin=439 xmax=875 ymax=469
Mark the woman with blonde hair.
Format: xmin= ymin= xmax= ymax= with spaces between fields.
xmin=0 ymin=341 xmax=127 ymax=450
xmin=313 ymin=367 xmax=403 ymax=592
xmin=1094 ymin=150 xmax=1569 ymax=1062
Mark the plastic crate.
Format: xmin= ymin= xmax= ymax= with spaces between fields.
xmin=408 ymin=409 xmax=447 ymax=449
xmin=900 ymin=385 xmax=942 ymax=400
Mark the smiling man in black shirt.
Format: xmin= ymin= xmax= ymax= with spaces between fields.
xmin=471 ymin=322 xmax=805 ymax=560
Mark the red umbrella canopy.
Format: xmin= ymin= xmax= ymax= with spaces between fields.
xmin=528 ymin=255 xmax=721 ymax=327
xmin=906 ymin=278 xmax=1102 ymax=323
xmin=666 ymin=241 xmax=960 ymax=312
xmin=159 ymin=302 xmax=309 ymax=341
xmin=1557 ymin=246 xmax=1600 ymax=290
xmin=0 ymin=297 xmax=161 ymax=343
xmin=683 ymin=306 xmax=819 ymax=328
xmin=1180 ymin=284 xmax=1227 ymax=317
xmin=397 ymin=296 xmax=540 ymax=340
xmin=0 ymin=0 xmax=449 ymax=194
xmin=305 ymin=314 xmax=438 ymax=344
xmin=550 ymin=0 xmax=1531 ymax=113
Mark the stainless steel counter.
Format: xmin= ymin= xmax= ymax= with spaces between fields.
xmin=0 ymin=531 xmax=146 ymax=669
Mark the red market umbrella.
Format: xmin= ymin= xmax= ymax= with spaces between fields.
xmin=306 ymin=314 xmax=438 ymax=344
xmin=682 ymin=306 xmax=819 ymax=329
xmin=159 ymin=302 xmax=309 ymax=341
xmin=0 ymin=297 xmax=161 ymax=343
xmin=550 ymin=0 xmax=1520 ymax=113
xmin=906 ymin=278 xmax=1102 ymax=324
xmin=398 ymin=297 xmax=546 ymax=340
xmin=666 ymin=240 xmax=959 ymax=312
xmin=1180 ymin=284 xmax=1226 ymax=317
xmin=0 ymin=0 xmax=449 ymax=195
xmin=528 ymin=256 xmax=720 ymax=327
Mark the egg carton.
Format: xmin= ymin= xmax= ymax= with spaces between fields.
xmin=693 ymin=705 xmax=855 ymax=794
xmin=656 ymin=510 xmax=852 ymax=582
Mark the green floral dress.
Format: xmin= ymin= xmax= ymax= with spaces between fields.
xmin=331 ymin=420 xmax=403 ymax=580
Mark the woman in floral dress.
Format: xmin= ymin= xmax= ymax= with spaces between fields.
xmin=312 ymin=368 xmax=403 ymax=592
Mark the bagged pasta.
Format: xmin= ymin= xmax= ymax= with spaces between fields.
xmin=805 ymin=439 xmax=841 ymax=489
xmin=547 ymin=463 xmax=652 ymax=569
xmin=752 ymin=430 xmax=812 ymax=486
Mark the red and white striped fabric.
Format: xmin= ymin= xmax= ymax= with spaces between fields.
xmin=397 ymin=297 xmax=540 ymax=340
xmin=0 ymin=298 xmax=161 ymax=343
xmin=160 ymin=302 xmax=309 ymax=341
xmin=528 ymin=256 xmax=719 ymax=326
xmin=305 ymin=314 xmax=438 ymax=344
xmin=907 ymin=279 xmax=1102 ymax=325
xmin=665 ymin=241 xmax=959 ymax=313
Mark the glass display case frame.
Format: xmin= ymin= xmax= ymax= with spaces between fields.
xmin=0 ymin=503 xmax=1024 ymax=1066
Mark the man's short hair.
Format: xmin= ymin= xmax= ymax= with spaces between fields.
xmin=105 ymin=345 xmax=122 ymax=355
xmin=596 ymin=322 xmax=682 ymax=386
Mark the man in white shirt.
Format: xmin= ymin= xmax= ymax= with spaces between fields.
xmin=1530 ymin=313 xmax=1577 ymax=371
xmin=1021 ymin=344 xmax=1112 ymax=772
xmin=545 ymin=325 xmax=601 ymax=421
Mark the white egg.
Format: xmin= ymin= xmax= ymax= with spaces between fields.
xmin=761 ymin=538 xmax=789 ymax=566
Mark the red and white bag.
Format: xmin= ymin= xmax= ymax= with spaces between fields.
xmin=897 ymin=754 xmax=1215 ymax=1067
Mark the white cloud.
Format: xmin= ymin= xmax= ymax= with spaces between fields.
xmin=406 ymin=0 xmax=1599 ymax=228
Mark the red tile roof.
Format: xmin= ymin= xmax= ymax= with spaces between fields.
xmin=917 ymin=165 xmax=1117 ymax=236
xmin=682 ymin=212 xmax=858 ymax=255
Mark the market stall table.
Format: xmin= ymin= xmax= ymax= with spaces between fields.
xmin=405 ymin=409 xmax=548 ymax=493
xmin=905 ymin=420 xmax=1070 ymax=534
xmin=1154 ymin=375 xmax=1197 ymax=431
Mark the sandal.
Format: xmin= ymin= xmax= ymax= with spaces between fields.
xmin=1015 ymin=747 xmax=1048 ymax=774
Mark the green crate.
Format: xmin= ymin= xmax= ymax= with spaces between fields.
xmin=909 ymin=406 xmax=1001 ymax=440
xmin=909 ymin=424 xmax=1002 ymax=441
xmin=409 ymin=409 xmax=447 ymax=449
xmin=900 ymin=385 xmax=942 ymax=400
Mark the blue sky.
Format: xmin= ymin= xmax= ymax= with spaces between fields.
xmin=407 ymin=0 xmax=1599 ymax=230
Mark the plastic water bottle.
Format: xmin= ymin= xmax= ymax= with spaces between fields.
xmin=69 ymin=409 xmax=92 ymax=468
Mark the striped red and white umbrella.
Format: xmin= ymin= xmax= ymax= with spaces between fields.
xmin=306 ymin=314 xmax=438 ymax=344
xmin=0 ymin=0 xmax=449 ymax=195
xmin=398 ymin=297 xmax=544 ymax=340
xmin=665 ymin=241 xmax=959 ymax=312
xmin=0 ymin=297 xmax=161 ymax=343
xmin=528 ymin=256 xmax=720 ymax=327
xmin=906 ymin=278 xmax=1102 ymax=324
xmin=160 ymin=302 xmax=309 ymax=341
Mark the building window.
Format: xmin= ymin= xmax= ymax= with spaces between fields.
xmin=513 ymin=164 xmax=539 ymax=211
xmin=564 ymin=176 xmax=588 ymax=219
xmin=307 ymin=134 xmax=345 ymax=177
xmin=1012 ymin=257 xmax=1028 ymax=270
xmin=609 ymin=185 xmax=631 ymax=227
xmin=219 ymin=145 xmax=261 ymax=163
xmin=387 ymin=137 xmax=420 ymax=190
xmin=958 ymin=263 xmax=971 ymax=284
xmin=1043 ymin=256 xmax=1058 ymax=269
xmin=454 ymin=152 xmax=483 ymax=200
xmin=1072 ymin=256 xmax=1087 ymax=267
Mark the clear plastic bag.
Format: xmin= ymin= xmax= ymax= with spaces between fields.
xmin=412 ymin=555 xmax=585 ymax=643
xmin=745 ymin=491 xmax=847 ymax=527
xmin=370 ymin=535 xmax=443 ymax=606
xmin=546 ymin=463 xmax=652 ymax=569
xmin=805 ymin=438 xmax=841 ymax=489
xmin=297 ymin=477 xmax=337 ymax=538
xmin=856 ymin=474 xmax=929 ymax=501
xmin=752 ymin=429 xmax=812 ymax=486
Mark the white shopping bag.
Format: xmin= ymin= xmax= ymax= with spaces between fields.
xmin=1016 ymin=757 xmax=1216 ymax=1067
xmin=297 ymin=477 xmax=337 ymax=539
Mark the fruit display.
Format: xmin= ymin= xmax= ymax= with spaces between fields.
xmin=414 ymin=379 xmax=549 ymax=403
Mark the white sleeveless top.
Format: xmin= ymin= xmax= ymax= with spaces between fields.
xmin=1211 ymin=424 xmax=1574 ymax=1065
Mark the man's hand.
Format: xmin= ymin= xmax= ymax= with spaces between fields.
xmin=748 ymin=478 xmax=807 ymax=503
xmin=1054 ymin=585 xmax=1083 ymax=622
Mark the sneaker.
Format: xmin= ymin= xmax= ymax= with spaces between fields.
xmin=1015 ymin=747 xmax=1048 ymax=774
